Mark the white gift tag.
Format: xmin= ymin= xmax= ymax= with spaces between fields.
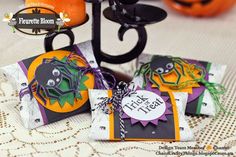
xmin=122 ymin=90 xmax=166 ymax=121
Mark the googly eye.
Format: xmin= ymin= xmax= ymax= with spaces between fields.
xmin=47 ymin=79 xmax=55 ymax=87
xmin=89 ymin=60 xmax=94 ymax=64
xmin=166 ymin=63 xmax=174 ymax=69
xmin=52 ymin=68 xmax=60 ymax=76
xmin=156 ymin=68 xmax=164 ymax=74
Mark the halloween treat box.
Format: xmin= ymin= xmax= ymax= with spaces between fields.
xmin=88 ymin=82 xmax=194 ymax=141
xmin=136 ymin=54 xmax=227 ymax=116
xmin=1 ymin=41 xmax=109 ymax=129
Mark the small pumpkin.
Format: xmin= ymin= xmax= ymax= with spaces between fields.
xmin=164 ymin=0 xmax=236 ymax=17
xmin=25 ymin=0 xmax=86 ymax=27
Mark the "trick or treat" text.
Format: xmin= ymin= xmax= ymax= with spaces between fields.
xmin=122 ymin=95 xmax=164 ymax=114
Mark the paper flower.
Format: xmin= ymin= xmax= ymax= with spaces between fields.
xmin=56 ymin=12 xmax=71 ymax=31
xmin=3 ymin=13 xmax=13 ymax=22
xmin=59 ymin=12 xmax=71 ymax=23
xmin=3 ymin=13 xmax=16 ymax=33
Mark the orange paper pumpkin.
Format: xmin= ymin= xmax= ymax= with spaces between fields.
xmin=25 ymin=0 xmax=86 ymax=27
xmin=164 ymin=0 xmax=236 ymax=17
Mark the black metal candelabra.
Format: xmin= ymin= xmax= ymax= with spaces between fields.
xmin=44 ymin=0 xmax=167 ymax=82
xmin=89 ymin=0 xmax=149 ymax=65
xmin=44 ymin=0 xmax=167 ymax=66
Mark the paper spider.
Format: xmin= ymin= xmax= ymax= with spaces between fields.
xmin=28 ymin=58 xmax=76 ymax=105
xmin=137 ymin=56 xmax=187 ymax=88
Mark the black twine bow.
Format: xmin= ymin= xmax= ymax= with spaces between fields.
xmin=92 ymin=82 xmax=136 ymax=141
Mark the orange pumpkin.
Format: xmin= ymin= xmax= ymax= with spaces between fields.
xmin=164 ymin=0 xmax=236 ymax=17
xmin=25 ymin=0 xmax=86 ymax=27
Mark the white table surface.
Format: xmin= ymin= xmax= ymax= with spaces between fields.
xmin=0 ymin=1 xmax=236 ymax=157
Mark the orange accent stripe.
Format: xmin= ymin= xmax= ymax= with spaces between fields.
xmin=108 ymin=91 xmax=180 ymax=142
xmin=168 ymin=92 xmax=180 ymax=141
xmin=111 ymin=92 xmax=180 ymax=142
xmin=108 ymin=90 xmax=114 ymax=140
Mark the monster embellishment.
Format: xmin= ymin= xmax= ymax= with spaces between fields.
xmin=137 ymin=56 xmax=189 ymax=89
xmin=26 ymin=50 xmax=95 ymax=113
xmin=28 ymin=58 xmax=75 ymax=105
xmin=136 ymin=55 xmax=227 ymax=115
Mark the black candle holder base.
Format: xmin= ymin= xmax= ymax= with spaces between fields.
xmin=103 ymin=4 xmax=167 ymax=26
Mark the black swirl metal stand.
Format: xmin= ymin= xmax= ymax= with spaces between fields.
xmin=44 ymin=0 xmax=167 ymax=81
